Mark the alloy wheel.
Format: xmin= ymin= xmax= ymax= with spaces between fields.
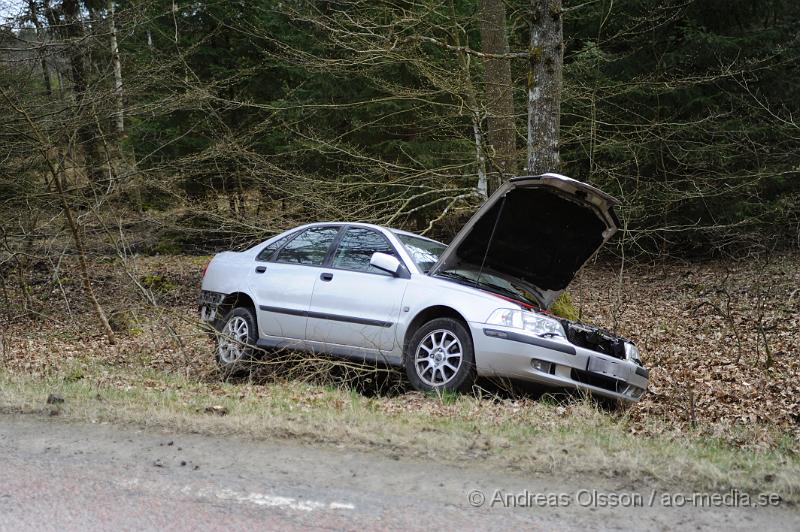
xmin=414 ymin=329 xmax=463 ymax=386
xmin=218 ymin=315 xmax=250 ymax=364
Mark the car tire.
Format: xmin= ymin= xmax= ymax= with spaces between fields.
xmin=405 ymin=317 xmax=476 ymax=393
xmin=215 ymin=306 xmax=258 ymax=373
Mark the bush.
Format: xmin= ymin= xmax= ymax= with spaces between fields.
xmin=550 ymin=292 xmax=579 ymax=321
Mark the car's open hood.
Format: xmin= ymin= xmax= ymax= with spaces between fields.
xmin=429 ymin=173 xmax=619 ymax=308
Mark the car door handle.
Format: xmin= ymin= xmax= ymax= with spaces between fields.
xmin=255 ymin=265 xmax=267 ymax=274
xmin=320 ymin=272 xmax=333 ymax=281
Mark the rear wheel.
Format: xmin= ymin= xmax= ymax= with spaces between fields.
xmin=216 ymin=306 xmax=258 ymax=372
xmin=405 ymin=317 xmax=476 ymax=393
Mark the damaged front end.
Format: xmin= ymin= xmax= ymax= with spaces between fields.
xmin=557 ymin=319 xmax=647 ymax=399
xmin=560 ymin=320 xmax=626 ymax=360
xmin=432 ymin=173 xmax=649 ymax=401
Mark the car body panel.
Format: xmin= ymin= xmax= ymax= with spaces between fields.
xmin=250 ymin=261 xmax=320 ymax=340
xmin=429 ymin=173 xmax=619 ymax=308
xmin=306 ymin=268 xmax=409 ymax=350
xmin=201 ymin=250 xmax=256 ymax=296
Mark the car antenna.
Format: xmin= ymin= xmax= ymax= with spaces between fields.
xmin=476 ymin=194 xmax=507 ymax=285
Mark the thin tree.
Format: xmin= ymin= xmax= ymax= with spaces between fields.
xmin=61 ymin=0 xmax=105 ymax=182
xmin=1 ymin=88 xmax=117 ymax=345
xmin=26 ymin=0 xmax=52 ymax=97
xmin=479 ymin=0 xmax=516 ymax=186
xmin=109 ymin=0 xmax=124 ymax=136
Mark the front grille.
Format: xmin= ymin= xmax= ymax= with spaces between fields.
xmin=561 ymin=321 xmax=626 ymax=360
xmin=570 ymin=368 xmax=624 ymax=393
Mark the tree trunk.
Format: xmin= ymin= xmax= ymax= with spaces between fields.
xmin=52 ymin=160 xmax=116 ymax=345
xmin=472 ymin=110 xmax=488 ymax=198
xmin=27 ymin=1 xmax=52 ymax=97
xmin=445 ymin=0 xmax=488 ymax=198
xmin=527 ymin=0 xmax=563 ymax=175
xmin=479 ymin=0 xmax=516 ymax=187
xmin=62 ymin=0 xmax=105 ymax=183
xmin=455 ymin=48 xmax=487 ymax=198
xmin=56 ymin=69 xmax=65 ymax=100
xmin=109 ymin=1 xmax=124 ymax=136
xmin=41 ymin=2 xmax=65 ymax=100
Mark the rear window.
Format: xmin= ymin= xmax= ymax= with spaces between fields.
xmin=256 ymin=232 xmax=296 ymax=262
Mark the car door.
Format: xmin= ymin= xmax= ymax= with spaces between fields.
xmin=305 ymin=227 xmax=408 ymax=351
xmin=250 ymin=226 xmax=341 ymax=341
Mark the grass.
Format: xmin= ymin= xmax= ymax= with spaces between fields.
xmin=1 ymin=357 xmax=797 ymax=502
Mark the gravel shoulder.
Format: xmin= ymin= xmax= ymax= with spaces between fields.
xmin=0 ymin=414 xmax=797 ymax=531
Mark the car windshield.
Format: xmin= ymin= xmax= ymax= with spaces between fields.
xmin=394 ymin=233 xmax=447 ymax=273
xmin=436 ymin=268 xmax=541 ymax=307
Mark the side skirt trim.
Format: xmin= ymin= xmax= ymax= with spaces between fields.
xmin=255 ymin=338 xmax=402 ymax=366
xmin=258 ymin=305 xmax=393 ymax=328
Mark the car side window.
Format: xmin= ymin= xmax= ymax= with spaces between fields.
xmin=274 ymin=227 xmax=339 ymax=266
xmin=256 ymin=232 xmax=296 ymax=262
xmin=332 ymin=227 xmax=397 ymax=274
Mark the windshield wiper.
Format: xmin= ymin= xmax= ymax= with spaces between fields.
xmin=476 ymin=280 xmax=538 ymax=307
xmin=435 ymin=270 xmax=479 ymax=286
xmin=436 ymin=272 xmax=536 ymax=306
xmin=477 ymin=280 xmax=527 ymax=300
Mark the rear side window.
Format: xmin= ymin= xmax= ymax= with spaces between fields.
xmin=332 ymin=227 xmax=396 ymax=274
xmin=256 ymin=232 xmax=296 ymax=262
xmin=274 ymin=227 xmax=339 ymax=266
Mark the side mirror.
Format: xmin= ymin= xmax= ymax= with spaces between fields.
xmin=370 ymin=252 xmax=402 ymax=276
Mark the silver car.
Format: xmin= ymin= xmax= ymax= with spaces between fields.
xmin=199 ymin=173 xmax=648 ymax=402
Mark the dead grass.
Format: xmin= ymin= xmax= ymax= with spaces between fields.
xmin=1 ymin=358 xmax=797 ymax=501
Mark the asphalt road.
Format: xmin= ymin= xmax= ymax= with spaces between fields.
xmin=0 ymin=415 xmax=797 ymax=531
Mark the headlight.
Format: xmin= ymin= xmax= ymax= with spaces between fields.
xmin=624 ymin=342 xmax=641 ymax=364
xmin=486 ymin=309 xmax=565 ymax=338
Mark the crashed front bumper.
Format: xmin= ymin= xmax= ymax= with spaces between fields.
xmin=469 ymin=322 xmax=648 ymax=402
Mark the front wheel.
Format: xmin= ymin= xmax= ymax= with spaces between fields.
xmin=405 ymin=317 xmax=476 ymax=393
xmin=216 ymin=306 xmax=258 ymax=372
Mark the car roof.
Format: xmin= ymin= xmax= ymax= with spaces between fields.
xmin=305 ymin=222 xmax=445 ymax=245
xmin=389 ymin=228 xmax=445 ymax=245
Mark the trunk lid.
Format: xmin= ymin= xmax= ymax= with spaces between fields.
xmin=429 ymin=173 xmax=619 ymax=308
